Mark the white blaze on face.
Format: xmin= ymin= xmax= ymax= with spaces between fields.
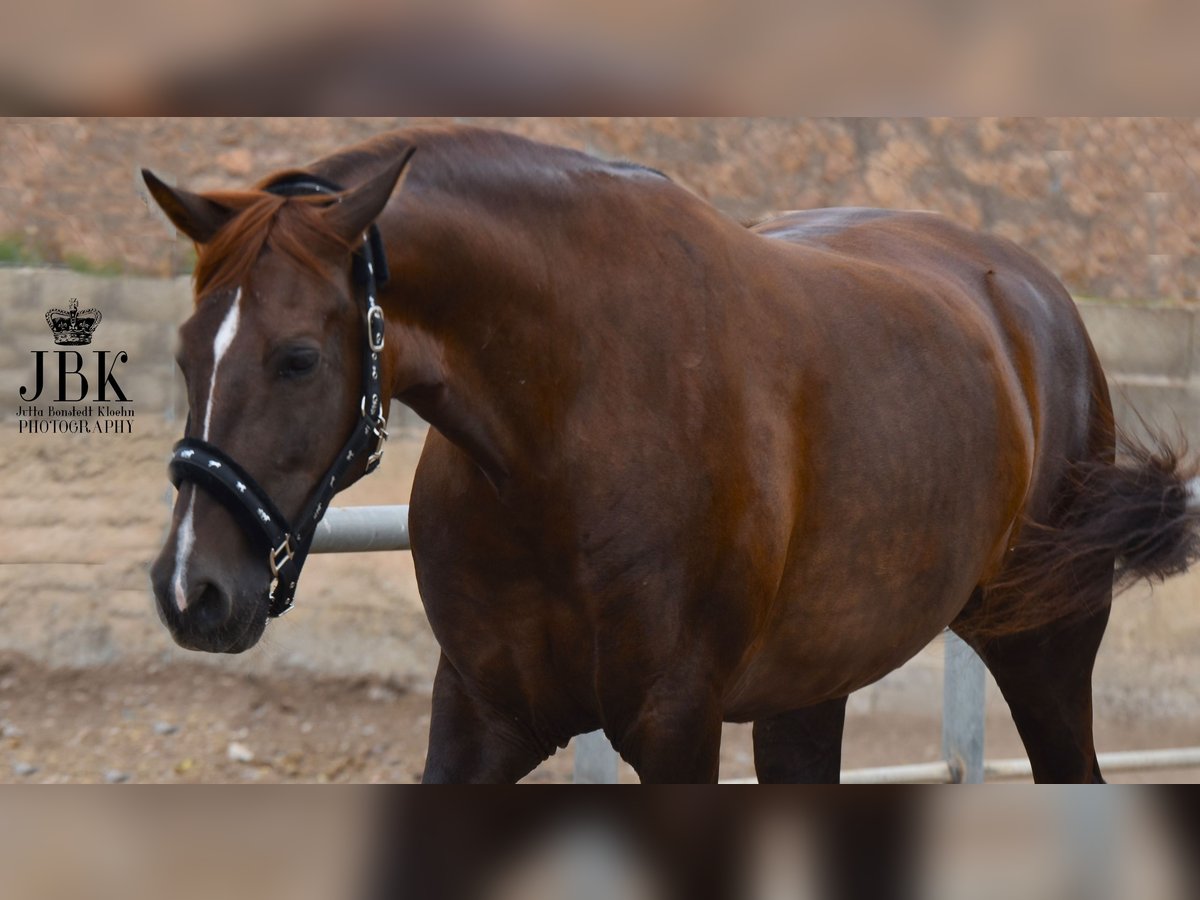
xmin=203 ymin=286 xmax=243 ymax=440
xmin=172 ymin=489 xmax=197 ymax=611
xmin=174 ymin=287 xmax=243 ymax=611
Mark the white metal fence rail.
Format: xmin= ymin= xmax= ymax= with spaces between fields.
xmin=311 ymin=477 xmax=1200 ymax=782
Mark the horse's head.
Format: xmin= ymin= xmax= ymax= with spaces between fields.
xmin=145 ymin=154 xmax=411 ymax=653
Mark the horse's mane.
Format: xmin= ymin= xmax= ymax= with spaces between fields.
xmin=191 ymin=126 xmax=671 ymax=298
xmin=301 ymin=127 xmax=673 ymax=225
xmin=191 ymin=190 xmax=353 ymax=298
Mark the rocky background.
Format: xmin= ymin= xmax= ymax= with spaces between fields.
xmin=3 ymin=117 xmax=1199 ymax=301
xmin=0 ymin=118 xmax=1196 ymax=782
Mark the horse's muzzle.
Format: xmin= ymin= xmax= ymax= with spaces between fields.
xmin=149 ymin=552 xmax=269 ymax=654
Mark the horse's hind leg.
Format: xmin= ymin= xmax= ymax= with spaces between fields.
xmin=954 ymin=579 xmax=1112 ymax=783
xmin=752 ymin=696 xmax=848 ymax=783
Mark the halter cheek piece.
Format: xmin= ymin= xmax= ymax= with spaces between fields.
xmin=168 ymin=174 xmax=390 ymax=618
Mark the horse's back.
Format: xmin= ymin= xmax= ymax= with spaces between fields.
xmin=751 ymin=206 xmax=908 ymax=244
xmin=755 ymin=207 xmax=1069 ymax=303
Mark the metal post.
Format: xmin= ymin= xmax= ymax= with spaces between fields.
xmin=942 ymin=631 xmax=986 ymax=783
xmin=985 ymin=745 xmax=1200 ymax=780
xmin=573 ymin=731 xmax=619 ymax=784
xmin=309 ymin=505 xmax=410 ymax=553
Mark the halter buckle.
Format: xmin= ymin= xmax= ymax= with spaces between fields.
xmin=269 ymin=535 xmax=295 ymax=578
xmin=367 ymin=305 xmax=386 ymax=352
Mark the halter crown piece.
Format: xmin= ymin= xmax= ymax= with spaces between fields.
xmin=167 ymin=173 xmax=391 ymax=617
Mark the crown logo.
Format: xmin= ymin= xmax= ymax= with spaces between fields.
xmin=45 ymin=298 xmax=102 ymax=346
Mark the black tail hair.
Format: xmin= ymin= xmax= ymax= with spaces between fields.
xmin=969 ymin=426 xmax=1199 ymax=639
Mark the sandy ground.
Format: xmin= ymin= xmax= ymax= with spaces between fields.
xmin=1 ymin=416 xmax=1198 ymax=783
xmin=1 ymin=654 xmax=1197 ymax=784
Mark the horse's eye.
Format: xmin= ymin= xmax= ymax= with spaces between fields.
xmin=278 ymin=347 xmax=320 ymax=379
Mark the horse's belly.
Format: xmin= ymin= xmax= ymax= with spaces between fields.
xmin=722 ymin=530 xmax=990 ymax=721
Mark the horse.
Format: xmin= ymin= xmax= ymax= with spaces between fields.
xmin=145 ymin=125 xmax=1199 ymax=783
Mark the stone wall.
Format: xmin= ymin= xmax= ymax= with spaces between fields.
xmin=3 ymin=118 xmax=1198 ymax=300
xmin=1078 ymin=301 xmax=1200 ymax=445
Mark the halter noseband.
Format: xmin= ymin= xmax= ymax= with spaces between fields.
xmin=168 ymin=174 xmax=390 ymax=618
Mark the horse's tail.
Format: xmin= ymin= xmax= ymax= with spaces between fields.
xmin=1063 ymin=431 xmax=1199 ymax=586
xmin=969 ymin=427 xmax=1200 ymax=638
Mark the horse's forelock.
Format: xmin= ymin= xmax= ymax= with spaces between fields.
xmin=191 ymin=191 xmax=353 ymax=300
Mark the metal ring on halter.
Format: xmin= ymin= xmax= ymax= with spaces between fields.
xmin=269 ymin=536 xmax=295 ymax=578
xmin=268 ymin=536 xmax=297 ymax=617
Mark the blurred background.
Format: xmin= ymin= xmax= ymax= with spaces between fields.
xmin=1 ymin=790 xmax=1198 ymax=899
xmin=0 ymin=116 xmax=1198 ymax=786
xmin=4 ymin=1 xmax=1200 ymax=113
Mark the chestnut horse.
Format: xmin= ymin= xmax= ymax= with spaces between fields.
xmin=146 ymin=126 xmax=1198 ymax=782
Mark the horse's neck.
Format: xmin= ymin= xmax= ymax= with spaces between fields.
xmin=381 ymin=201 xmax=574 ymax=493
xmin=378 ymin=168 xmax=740 ymax=495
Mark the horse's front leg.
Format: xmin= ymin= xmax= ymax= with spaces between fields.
xmin=610 ymin=679 xmax=725 ymax=784
xmin=421 ymin=653 xmax=549 ymax=783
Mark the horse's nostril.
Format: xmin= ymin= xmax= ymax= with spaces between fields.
xmin=187 ymin=580 xmax=233 ymax=631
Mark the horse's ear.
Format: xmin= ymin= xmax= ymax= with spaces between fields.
xmin=141 ymin=169 xmax=236 ymax=244
xmin=322 ymin=147 xmax=416 ymax=245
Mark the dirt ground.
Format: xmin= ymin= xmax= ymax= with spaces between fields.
xmin=1 ymin=416 xmax=1198 ymax=783
xmin=1 ymin=654 xmax=1197 ymax=784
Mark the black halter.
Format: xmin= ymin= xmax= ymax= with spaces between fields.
xmin=168 ymin=174 xmax=390 ymax=618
